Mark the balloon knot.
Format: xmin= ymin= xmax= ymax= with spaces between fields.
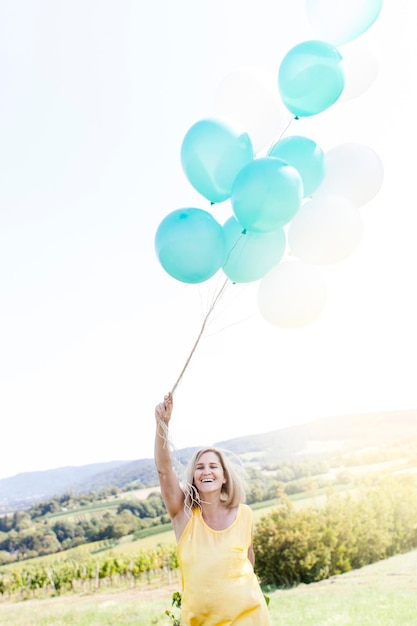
xmin=242 ymin=228 xmax=247 ymax=235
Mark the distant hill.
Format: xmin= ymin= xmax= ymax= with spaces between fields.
xmin=1 ymin=409 xmax=417 ymax=513
xmin=0 ymin=461 xmax=134 ymax=513
xmin=216 ymin=409 xmax=417 ymax=457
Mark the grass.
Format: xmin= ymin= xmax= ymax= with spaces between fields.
xmin=266 ymin=548 xmax=417 ymax=625
xmin=1 ymin=550 xmax=416 ymax=625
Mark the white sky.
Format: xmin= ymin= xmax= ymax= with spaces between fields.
xmin=1 ymin=0 xmax=416 ymax=480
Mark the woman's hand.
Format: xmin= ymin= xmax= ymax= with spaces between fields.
xmin=155 ymin=392 xmax=173 ymax=425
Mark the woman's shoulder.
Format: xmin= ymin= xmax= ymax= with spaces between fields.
xmin=238 ymin=503 xmax=254 ymax=521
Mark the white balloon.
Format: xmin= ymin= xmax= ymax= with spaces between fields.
xmin=339 ymin=40 xmax=379 ymax=102
xmin=258 ymin=260 xmax=327 ymax=329
xmin=305 ymin=0 xmax=383 ymax=47
xmin=288 ymin=194 xmax=363 ymax=265
xmin=213 ymin=66 xmax=288 ymax=154
xmin=319 ymin=143 xmax=384 ymax=207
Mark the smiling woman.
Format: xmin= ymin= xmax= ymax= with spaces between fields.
xmin=184 ymin=448 xmax=247 ymax=517
xmin=154 ymin=393 xmax=271 ymax=626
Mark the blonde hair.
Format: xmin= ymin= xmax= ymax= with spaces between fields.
xmin=182 ymin=447 xmax=247 ymax=514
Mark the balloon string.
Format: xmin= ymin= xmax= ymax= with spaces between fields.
xmin=264 ymin=113 xmax=295 ymax=156
xmin=171 ymin=276 xmax=231 ymax=395
xmin=279 ymin=113 xmax=296 ymax=140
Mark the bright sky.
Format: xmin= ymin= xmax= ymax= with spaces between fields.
xmin=1 ymin=0 xmax=416 ymax=480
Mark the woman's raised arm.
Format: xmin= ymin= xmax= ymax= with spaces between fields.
xmin=154 ymin=392 xmax=185 ymax=520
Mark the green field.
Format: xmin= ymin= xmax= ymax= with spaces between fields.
xmin=1 ymin=549 xmax=416 ymax=625
xmin=2 ymin=462 xmax=416 ymax=625
xmin=46 ymin=489 xmax=155 ymax=524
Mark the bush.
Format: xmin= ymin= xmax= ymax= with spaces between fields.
xmin=254 ymin=475 xmax=417 ymax=587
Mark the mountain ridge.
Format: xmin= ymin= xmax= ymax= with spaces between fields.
xmin=1 ymin=408 xmax=416 ymax=513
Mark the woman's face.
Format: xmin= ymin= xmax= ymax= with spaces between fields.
xmin=193 ymin=451 xmax=226 ymax=494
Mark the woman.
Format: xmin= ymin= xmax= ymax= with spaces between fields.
xmin=155 ymin=392 xmax=271 ymax=625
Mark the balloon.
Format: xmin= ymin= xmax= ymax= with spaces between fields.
xmin=306 ymin=0 xmax=384 ymax=47
xmin=231 ymin=157 xmax=303 ymax=233
xmin=288 ymin=193 xmax=363 ymax=265
xmin=155 ymin=208 xmax=227 ymax=284
xmin=180 ymin=118 xmax=254 ymax=203
xmin=258 ymin=260 xmax=327 ymax=329
xmin=339 ymin=40 xmax=379 ymax=102
xmin=318 ymin=143 xmax=384 ymax=207
xmin=278 ymin=40 xmax=345 ymax=117
xmin=222 ymin=216 xmax=286 ymax=283
xmin=268 ymin=135 xmax=325 ymax=197
xmin=213 ymin=66 xmax=288 ymax=154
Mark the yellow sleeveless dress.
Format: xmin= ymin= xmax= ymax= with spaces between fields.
xmin=177 ymin=503 xmax=271 ymax=625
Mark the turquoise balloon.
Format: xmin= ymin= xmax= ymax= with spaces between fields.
xmin=278 ymin=40 xmax=345 ymax=117
xmin=223 ymin=216 xmax=286 ymax=283
xmin=181 ymin=118 xmax=254 ymax=203
xmin=231 ymin=157 xmax=303 ymax=233
xmin=155 ymin=208 xmax=227 ymax=284
xmin=268 ymin=135 xmax=325 ymax=197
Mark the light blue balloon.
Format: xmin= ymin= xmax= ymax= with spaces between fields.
xmin=231 ymin=157 xmax=303 ymax=233
xmin=181 ymin=118 xmax=254 ymax=203
xmin=222 ymin=216 xmax=286 ymax=283
xmin=278 ymin=40 xmax=345 ymax=117
xmin=268 ymin=135 xmax=325 ymax=197
xmin=155 ymin=208 xmax=227 ymax=284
